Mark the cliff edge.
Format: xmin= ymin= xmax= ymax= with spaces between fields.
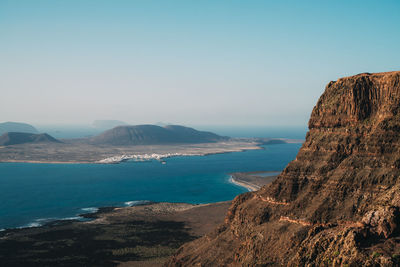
xmin=166 ymin=71 xmax=400 ymax=266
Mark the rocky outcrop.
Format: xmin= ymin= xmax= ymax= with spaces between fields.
xmin=166 ymin=71 xmax=400 ymax=266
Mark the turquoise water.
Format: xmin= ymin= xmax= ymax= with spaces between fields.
xmin=0 ymin=143 xmax=301 ymax=230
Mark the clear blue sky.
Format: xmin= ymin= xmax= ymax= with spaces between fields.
xmin=1 ymin=0 xmax=399 ymax=127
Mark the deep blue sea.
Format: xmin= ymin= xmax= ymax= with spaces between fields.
xmin=0 ymin=143 xmax=302 ymax=230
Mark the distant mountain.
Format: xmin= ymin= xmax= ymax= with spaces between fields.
xmin=0 ymin=132 xmax=61 ymax=146
xmin=0 ymin=122 xmax=38 ymax=135
xmin=92 ymin=120 xmax=127 ymax=130
xmin=90 ymin=125 xmax=228 ymax=146
xmin=154 ymin=122 xmax=173 ymax=127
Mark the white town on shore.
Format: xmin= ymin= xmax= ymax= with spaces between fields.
xmin=97 ymin=153 xmax=206 ymax=164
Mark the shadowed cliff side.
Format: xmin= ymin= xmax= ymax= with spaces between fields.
xmin=166 ymin=71 xmax=400 ymax=266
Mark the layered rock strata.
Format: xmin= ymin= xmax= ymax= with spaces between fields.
xmin=167 ymin=71 xmax=400 ymax=266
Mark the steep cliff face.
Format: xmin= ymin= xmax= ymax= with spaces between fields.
xmin=167 ymin=71 xmax=400 ymax=266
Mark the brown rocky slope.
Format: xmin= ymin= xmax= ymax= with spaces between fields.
xmin=166 ymin=71 xmax=400 ymax=266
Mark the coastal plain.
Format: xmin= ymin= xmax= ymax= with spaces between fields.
xmin=0 ymin=139 xmax=262 ymax=164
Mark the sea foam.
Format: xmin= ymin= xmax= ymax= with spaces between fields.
xmin=18 ymin=216 xmax=83 ymax=229
xmin=19 ymin=221 xmax=42 ymax=229
xmin=81 ymin=207 xmax=99 ymax=213
xmin=124 ymin=200 xmax=152 ymax=206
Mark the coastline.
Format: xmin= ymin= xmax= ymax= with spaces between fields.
xmin=0 ymin=140 xmax=264 ymax=164
xmin=0 ymin=148 xmax=260 ymax=164
xmin=0 ymin=160 xmax=92 ymax=164
xmin=229 ymin=175 xmax=260 ymax=191
xmin=1 ymin=170 xmax=280 ymax=232
xmin=229 ymin=171 xmax=280 ymax=192
xmin=95 ymin=149 xmax=259 ymax=164
xmin=0 ymin=201 xmax=232 ymax=266
xmin=0 ymin=171 xmax=281 ymax=266
xmin=0 ymin=169 xmax=282 ymax=231
xmin=0 ymin=142 xmax=298 ymax=232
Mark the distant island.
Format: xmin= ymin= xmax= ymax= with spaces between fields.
xmin=90 ymin=124 xmax=228 ymax=145
xmin=0 ymin=124 xmax=301 ymax=164
xmin=0 ymin=132 xmax=61 ymax=146
xmin=0 ymin=122 xmax=38 ymax=135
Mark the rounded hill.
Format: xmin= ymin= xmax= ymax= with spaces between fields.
xmin=90 ymin=125 xmax=227 ymax=146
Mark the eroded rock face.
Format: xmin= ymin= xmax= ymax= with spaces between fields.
xmin=362 ymin=207 xmax=400 ymax=238
xmin=166 ymin=71 xmax=400 ymax=266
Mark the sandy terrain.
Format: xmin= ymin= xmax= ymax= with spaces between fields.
xmin=0 ymin=140 xmax=262 ymax=164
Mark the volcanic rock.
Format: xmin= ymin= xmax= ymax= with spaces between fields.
xmin=166 ymin=71 xmax=400 ymax=266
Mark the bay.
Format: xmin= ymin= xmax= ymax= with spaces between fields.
xmin=0 ymin=143 xmax=301 ymax=229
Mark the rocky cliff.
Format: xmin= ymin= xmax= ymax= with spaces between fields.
xmin=167 ymin=71 xmax=400 ymax=266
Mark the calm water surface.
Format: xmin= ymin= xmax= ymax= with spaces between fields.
xmin=0 ymin=143 xmax=301 ymax=229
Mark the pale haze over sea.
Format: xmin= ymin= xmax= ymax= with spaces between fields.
xmin=36 ymin=124 xmax=308 ymax=140
xmin=1 ymin=1 xmax=399 ymax=127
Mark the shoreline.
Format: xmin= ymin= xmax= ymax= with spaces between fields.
xmin=0 ymin=148 xmax=259 ymax=164
xmin=229 ymin=175 xmax=260 ymax=192
xmin=0 ymin=140 xmax=265 ymax=164
xmin=1 ymin=201 xmax=155 ymax=232
xmin=95 ymin=148 xmax=262 ymax=164
xmin=0 ymin=139 xmax=304 ymax=165
xmin=229 ymin=171 xmax=280 ymax=192
xmin=0 ymin=170 xmax=281 ymax=232
xmin=0 ymin=150 xmax=258 ymax=165
xmin=0 ymin=160 xmax=92 ymax=164
xmin=0 ymin=201 xmax=232 ymax=266
xmin=0 ymin=200 xmax=223 ymax=233
xmin=0 ymin=172 xmax=280 ymax=266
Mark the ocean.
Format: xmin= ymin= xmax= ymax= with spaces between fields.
xmin=0 ymin=143 xmax=302 ymax=230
